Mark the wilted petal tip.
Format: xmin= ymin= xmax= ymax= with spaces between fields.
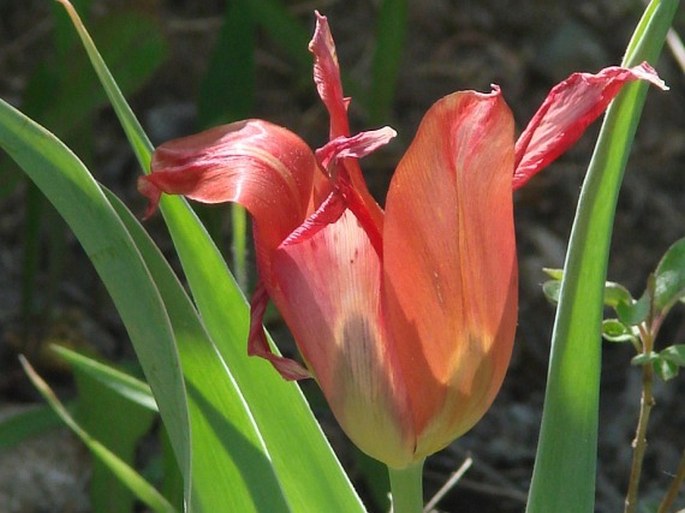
xmin=512 ymin=61 xmax=668 ymax=190
xmin=315 ymin=126 xmax=397 ymax=171
xmin=137 ymin=175 xmax=161 ymax=220
xmin=309 ymin=10 xmax=350 ymax=138
xmin=247 ymin=282 xmax=312 ymax=381
xmin=631 ymin=61 xmax=668 ymax=90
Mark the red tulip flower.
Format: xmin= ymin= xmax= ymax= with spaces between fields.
xmin=139 ymin=12 xmax=665 ymax=468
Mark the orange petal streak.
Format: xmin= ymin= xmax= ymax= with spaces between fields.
xmin=271 ymin=208 xmax=415 ymax=468
xmin=383 ymin=89 xmax=518 ymax=459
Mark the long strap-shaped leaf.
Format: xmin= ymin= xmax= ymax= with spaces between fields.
xmin=55 ymin=1 xmax=366 ymax=511
xmin=526 ymin=1 xmax=678 ymax=512
xmin=0 ymin=94 xmax=293 ymax=512
xmin=0 ymin=96 xmax=191 ymax=504
xmin=107 ymin=189 xmax=292 ymax=513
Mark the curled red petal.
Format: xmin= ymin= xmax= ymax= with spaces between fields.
xmin=137 ymin=174 xmax=162 ymax=220
xmin=281 ymin=191 xmax=347 ymax=247
xmin=139 ymin=119 xmax=321 ymax=260
xmin=513 ymin=62 xmax=667 ymax=189
xmin=309 ymin=11 xmax=350 ymax=138
xmin=315 ymin=126 xmax=397 ymax=173
xmin=308 ymin=11 xmax=385 ymax=236
xmin=247 ymin=281 xmax=311 ymax=380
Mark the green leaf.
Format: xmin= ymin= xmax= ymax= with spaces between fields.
xmin=198 ymin=0 xmax=254 ymax=126
xmin=159 ymin=193 xmax=367 ymax=513
xmin=542 ymin=279 xmax=561 ymax=304
xmin=106 ymin=189 xmax=292 ymax=513
xmin=631 ymin=351 xmax=659 ymax=366
xmin=541 ymin=268 xmax=633 ymax=308
xmin=20 ymin=356 xmax=177 ymax=513
xmin=601 ymin=319 xmax=636 ymax=343
xmin=542 ymin=268 xmax=564 ymax=280
xmin=0 ymin=404 xmax=64 ymax=451
xmin=525 ymin=2 xmax=677 ymax=512
xmin=73 ymin=357 xmax=156 ymax=513
xmin=54 ymin=0 xmax=154 ymax=170
xmin=653 ymin=357 xmax=679 ymax=381
xmin=616 ymin=291 xmax=651 ymax=326
xmin=369 ymin=0 xmax=407 ymax=124
xmin=52 ymin=345 xmax=158 ymax=412
xmin=654 ymin=237 xmax=685 ymax=313
xmin=603 ymin=282 xmax=634 ymax=309
xmin=660 ymin=344 xmax=685 ymax=366
xmin=0 ymin=95 xmax=191 ymax=502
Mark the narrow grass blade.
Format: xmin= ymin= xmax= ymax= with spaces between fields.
xmin=369 ymin=0 xmax=407 ymax=124
xmin=0 ymin=96 xmax=191 ymax=506
xmin=526 ymin=1 xmax=678 ymax=512
xmin=73 ymin=362 xmax=156 ymax=513
xmin=197 ymin=0 xmax=253 ymax=287
xmin=51 ymin=345 xmax=158 ymax=412
xmin=20 ymin=356 xmax=177 ymax=513
xmin=54 ymin=0 xmax=154 ymax=169
xmin=246 ymin=0 xmax=311 ymax=72
xmin=198 ymin=0 xmax=254 ymax=126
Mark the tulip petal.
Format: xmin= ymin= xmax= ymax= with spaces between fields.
xmin=247 ymin=281 xmax=312 ymax=381
xmin=309 ymin=11 xmax=385 ymax=236
xmin=309 ymin=11 xmax=350 ymax=138
xmin=383 ymin=89 xmax=518 ymax=458
xmin=139 ymin=119 xmax=322 ymax=264
xmin=271 ymin=206 xmax=415 ymax=467
xmin=513 ymin=62 xmax=667 ymax=189
xmin=315 ymin=126 xmax=397 ymax=173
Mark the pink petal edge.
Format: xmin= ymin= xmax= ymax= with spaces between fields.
xmin=315 ymin=126 xmax=397 ymax=174
xmin=309 ymin=11 xmax=351 ymax=138
xmin=513 ymin=62 xmax=667 ymax=190
xmin=247 ymin=281 xmax=312 ymax=381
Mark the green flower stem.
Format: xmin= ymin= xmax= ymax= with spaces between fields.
xmin=389 ymin=460 xmax=425 ymax=513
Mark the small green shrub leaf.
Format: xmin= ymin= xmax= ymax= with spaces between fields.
xmin=654 ymin=237 xmax=685 ymax=313
xmin=660 ymin=344 xmax=685 ymax=367
xmin=653 ymin=358 xmax=679 ymax=381
xmin=601 ymin=319 xmax=636 ymax=343
xmin=631 ymin=351 xmax=659 ymax=366
xmin=616 ymin=292 xmax=650 ymax=326
xmin=543 ymin=280 xmax=562 ymax=304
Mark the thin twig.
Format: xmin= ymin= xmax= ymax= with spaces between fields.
xmin=657 ymin=449 xmax=685 ymax=513
xmin=624 ymin=328 xmax=657 ymax=513
xmin=423 ymin=457 xmax=473 ymax=513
